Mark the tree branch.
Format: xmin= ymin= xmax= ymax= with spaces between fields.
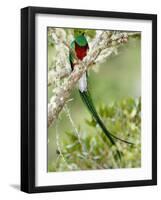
xmin=48 ymin=68 xmax=71 ymax=86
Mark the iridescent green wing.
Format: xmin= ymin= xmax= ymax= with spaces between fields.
xmin=69 ymin=40 xmax=75 ymax=68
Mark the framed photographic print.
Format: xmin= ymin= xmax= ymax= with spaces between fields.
xmin=21 ymin=6 xmax=157 ymax=193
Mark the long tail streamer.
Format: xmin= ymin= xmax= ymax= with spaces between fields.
xmin=79 ymin=90 xmax=134 ymax=160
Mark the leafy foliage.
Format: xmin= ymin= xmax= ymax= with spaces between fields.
xmin=48 ymin=35 xmax=55 ymax=47
xmin=48 ymin=97 xmax=141 ymax=172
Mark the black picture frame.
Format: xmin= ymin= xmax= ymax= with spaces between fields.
xmin=21 ymin=6 xmax=157 ymax=193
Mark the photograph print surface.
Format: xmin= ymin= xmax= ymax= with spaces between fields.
xmin=47 ymin=27 xmax=141 ymax=172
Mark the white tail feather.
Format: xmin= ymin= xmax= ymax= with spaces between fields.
xmin=79 ymin=73 xmax=87 ymax=92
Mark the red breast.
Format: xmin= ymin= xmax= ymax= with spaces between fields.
xmin=75 ymin=43 xmax=89 ymax=60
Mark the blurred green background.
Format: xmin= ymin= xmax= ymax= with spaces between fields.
xmin=48 ymin=32 xmax=141 ymax=171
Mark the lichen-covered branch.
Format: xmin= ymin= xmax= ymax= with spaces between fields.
xmin=48 ymin=68 xmax=70 ymax=86
xmin=48 ymin=31 xmax=140 ymax=128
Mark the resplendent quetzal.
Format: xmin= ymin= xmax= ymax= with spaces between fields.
xmin=69 ymin=30 xmax=133 ymax=160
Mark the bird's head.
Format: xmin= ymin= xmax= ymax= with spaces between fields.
xmin=74 ymin=29 xmax=88 ymax=47
xmin=74 ymin=29 xmax=86 ymax=38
